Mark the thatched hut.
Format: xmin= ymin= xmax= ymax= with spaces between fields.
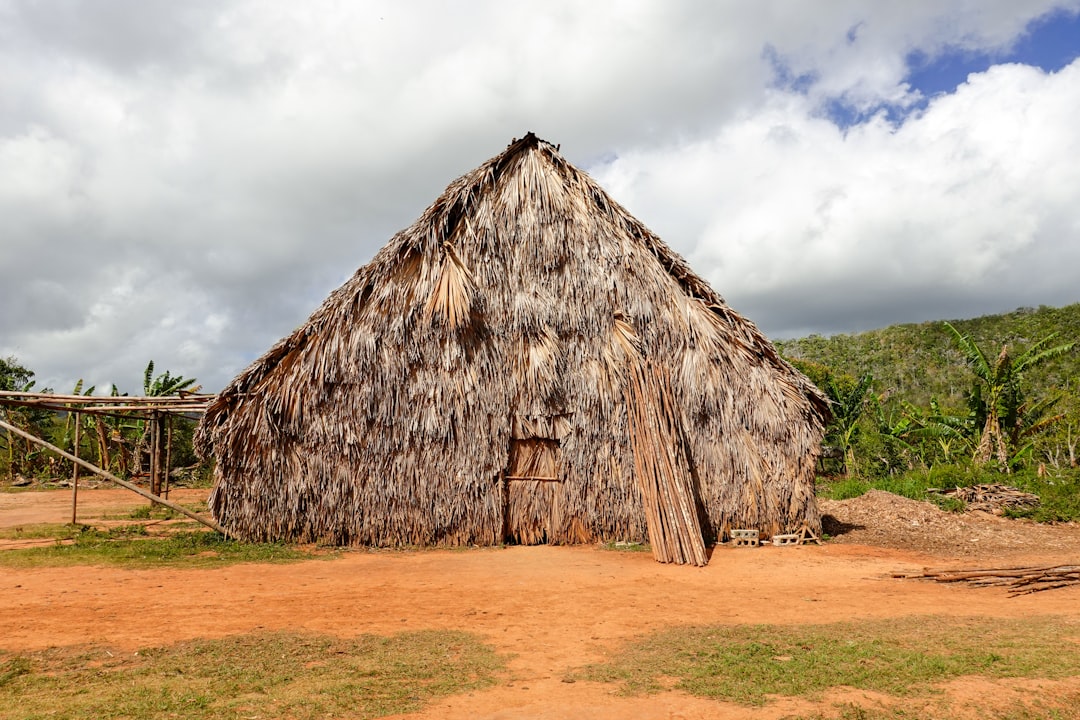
xmin=196 ymin=132 xmax=829 ymax=565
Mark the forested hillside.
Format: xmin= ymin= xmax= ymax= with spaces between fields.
xmin=775 ymin=303 xmax=1080 ymax=519
xmin=775 ymin=303 xmax=1080 ymax=412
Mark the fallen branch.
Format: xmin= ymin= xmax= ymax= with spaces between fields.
xmin=893 ymin=564 xmax=1080 ymax=596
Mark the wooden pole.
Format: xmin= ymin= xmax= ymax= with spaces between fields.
xmin=0 ymin=390 xmax=214 ymax=404
xmin=95 ymin=417 xmax=110 ymax=475
xmin=625 ymin=359 xmax=707 ymax=566
xmin=149 ymin=411 xmax=161 ymax=503
xmin=71 ymin=413 xmax=81 ymax=524
xmin=0 ymin=417 xmax=226 ymax=534
xmin=164 ymin=414 xmax=173 ymax=500
xmin=6 ymin=416 xmax=13 ymax=483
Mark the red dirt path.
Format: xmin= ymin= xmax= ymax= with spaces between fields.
xmin=2 ymin=488 xmax=1079 ymax=719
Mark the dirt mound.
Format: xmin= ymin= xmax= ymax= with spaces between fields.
xmin=820 ymin=490 xmax=1080 ymax=560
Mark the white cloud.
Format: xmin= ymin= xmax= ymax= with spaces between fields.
xmin=1 ymin=0 xmax=1078 ymax=391
xmin=596 ymin=58 xmax=1080 ymax=337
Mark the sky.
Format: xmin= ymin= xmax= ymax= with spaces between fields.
xmin=2 ymin=1 xmax=1080 ymax=394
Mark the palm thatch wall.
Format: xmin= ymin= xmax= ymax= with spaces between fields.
xmin=195 ymin=133 xmax=829 ymax=561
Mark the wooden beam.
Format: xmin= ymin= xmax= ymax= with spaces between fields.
xmin=0 ymin=391 xmax=214 ymax=404
xmin=0 ymin=417 xmax=226 ymax=535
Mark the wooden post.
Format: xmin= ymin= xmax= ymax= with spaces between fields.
xmin=6 ymin=419 xmax=13 ymax=483
xmin=71 ymin=413 xmax=81 ymax=524
xmin=0 ymin=417 xmax=227 ymax=534
xmin=148 ymin=411 xmax=162 ymax=504
xmin=163 ymin=414 xmax=173 ymax=500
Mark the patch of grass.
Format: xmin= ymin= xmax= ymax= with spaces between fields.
xmin=0 ymin=528 xmax=323 ymax=568
xmin=928 ymin=494 xmax=966 ymax=513
xmin=127 ymin=504 xmax=153 ymax=519
xmin=600 ymin=540 xmax=651 ymax=553
xmin=0 ymin=656 xmax=31 ymax=686
xmin=0 ymin=484 xmax=39 ymax=494
xmin=816 ymin=476 xmax=871 ymax=500
xmin=0 ymin=629 xmax=504 ymax=720
xmin=859 ymin=464 xmax=987 ymax=503
xmin=119 ymin=502 xmax=207 ymax=521
xmin=92 ymin=500 xmax=207 ymax=522
xmin=0 ymin=523 xmax=83 ymax=541
xmin=1007 ymin=470 xmax=1080 ymax=523
xmin=577 ymin=616 xmax=1080 ymax=706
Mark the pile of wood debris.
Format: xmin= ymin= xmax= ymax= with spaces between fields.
xmin=928 ymin=483 xmax=1040 ymax=515
xmin=895 ymin=564 xmax=1080 ymax=596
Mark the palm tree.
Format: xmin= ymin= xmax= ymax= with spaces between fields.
xmin=944 ymin=322 xmax=1074 ymax=469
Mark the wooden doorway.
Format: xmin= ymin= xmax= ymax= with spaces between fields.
xmin=503 ymin=415 xmax=568 ymax=544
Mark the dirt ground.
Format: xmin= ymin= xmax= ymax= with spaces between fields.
xmin=2 ymin=487 xmax=1079 ymax=719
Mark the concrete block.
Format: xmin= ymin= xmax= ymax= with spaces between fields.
xmin=731 ymin=529 xmax=759 ymax=547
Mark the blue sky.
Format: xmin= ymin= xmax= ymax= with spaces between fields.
xmin=3 ymin=1 xmax=1080 ymax=392
xmin=908 ymin=8 xmax=1080 ymax=97
xmin=819 ymin=8 xmax=1080 ymax=127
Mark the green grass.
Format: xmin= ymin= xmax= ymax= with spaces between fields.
xmin=0 ymin=527 xmax=323 ymax=568
xmin=1006 ymin=471 xmax=1080 ymax=522
xmin=600 ymin=540 xmax=652 ymax=553
xmin=0 ymin=484 xmax=38 ymax=494
xmin=817 ymin=465 xmax=972 ymax=505
xmin=817 ymin=476 xmax=872 ymax=501
xmin=126 ymin=504 xmax=154 ymax=519
xmin=577 ymin=616 xmax=1080 ymax=706
xmin=0 ymin=523 xmax=83 ymax=541
xmin=118 ymin=501 xmax=208 ymax=521
xmin=0 ymin=630 xmax=504 ymax=720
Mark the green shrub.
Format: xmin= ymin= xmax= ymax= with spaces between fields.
xmin=817 ymin=476 xmax=871 ymax=500
xmin=1006 ymin=468 xmax=1080 ymax=522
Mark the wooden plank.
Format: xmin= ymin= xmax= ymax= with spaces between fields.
xmin=624 ymin=358 xmax=707 ymax=566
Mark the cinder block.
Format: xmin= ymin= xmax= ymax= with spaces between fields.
xmin=731 ymin=529 xmax=759 ymax=547
xmin=771 ymin=533 xmax=800 ymax=546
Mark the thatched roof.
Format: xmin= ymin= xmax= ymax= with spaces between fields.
xmin=196 ymin=132 xmax=829 ymax=563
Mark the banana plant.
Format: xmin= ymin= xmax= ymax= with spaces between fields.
xmin=133 ymin=361 xmax=200 ymax=477
xmin=944 ymin=322 xmax=1074 ymax=469
xmin=60 ymin=379 xmax=97 ymax=462
xmin=823 ymin=373 xmax=874 ymax=476
xmin=143 ymin=360 xmax=200 ymax=397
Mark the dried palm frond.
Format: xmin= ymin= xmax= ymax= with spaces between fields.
xmin=424 ymin=241 xmax=476 ymax=329
xmin=195 ymin=133 xmax=829 ymax=561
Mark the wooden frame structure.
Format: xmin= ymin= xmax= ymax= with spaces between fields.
xmin=0 ymin=390 xmax=220 ymax=531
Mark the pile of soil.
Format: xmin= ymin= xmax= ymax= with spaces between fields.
xmin=820 ymin=490 xmax=1080 ymax=560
